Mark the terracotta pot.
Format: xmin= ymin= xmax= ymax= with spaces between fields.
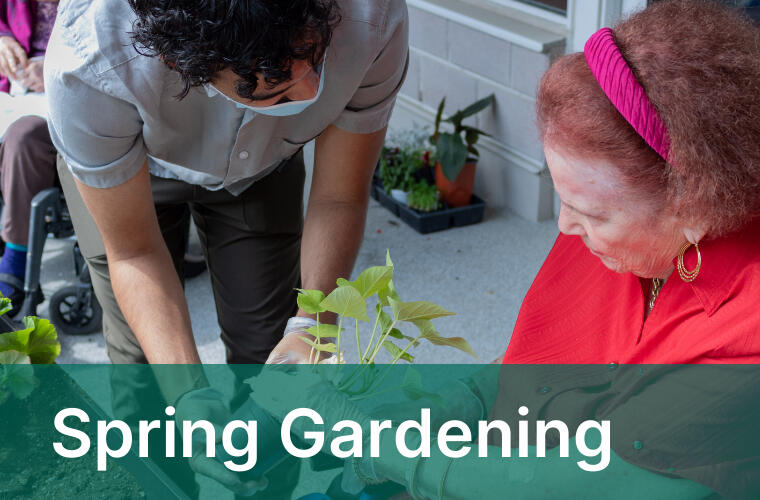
xmin=435 ymin=161 xmax=477 ymax=208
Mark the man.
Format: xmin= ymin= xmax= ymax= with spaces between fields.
xmin=45 ymin=0 xmax=407 ymax=494
xmin=45 ymin=0 xmax=407 ymax=367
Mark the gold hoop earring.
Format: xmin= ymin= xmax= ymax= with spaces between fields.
xmin=677 ymin=242 xmax=701 ymax=282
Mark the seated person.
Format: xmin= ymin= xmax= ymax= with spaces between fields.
xmin=263 ymin=1 xmax=760 ymax=498
xmin=0 ymin=0 xmax=58 ymax=310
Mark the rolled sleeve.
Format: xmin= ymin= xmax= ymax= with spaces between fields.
xmin=333 ymin=0 xmax=409 ymax=134
xmin=45 ymin=67 xmax=146 ymax=189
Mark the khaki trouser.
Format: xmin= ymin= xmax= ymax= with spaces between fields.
xmin=57 ymin=152 xmax=305 ymax=364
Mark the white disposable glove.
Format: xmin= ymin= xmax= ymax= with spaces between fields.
xmin=175 ymin=387 xmax=269 ymax=496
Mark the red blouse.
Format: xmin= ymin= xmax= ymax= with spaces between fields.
xmin=503 ymin=220 xmax=760 ymax=364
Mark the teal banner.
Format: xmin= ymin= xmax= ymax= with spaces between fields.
xmin=0 ymin=364 xmax=757 ymax=499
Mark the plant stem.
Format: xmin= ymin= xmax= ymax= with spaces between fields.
xmin=355 ymin=319 xmax=362 ymax=364
xmin=367 ymin=320 xmax=398 ymax=364
xmin=336 ymin=315 xmax=345 ymax=364
xmin=337 ymin=364 xmax=365 ymax=392
xmin=390 ymin=334 xmax=424 ymax=365
xmin=348 ymin=384 xmax=403 ymax=402
xmin=362 ymin=361 xmax=395 ymax=396
xmin=309 ymin=312 xmax=320 ymax=365
xmin=362 ymin=310 xmax=382 ymax=362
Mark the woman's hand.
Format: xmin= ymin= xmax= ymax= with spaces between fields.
xmin=0 ymin=36 xmax=27 ymax=78
xmin=20 ymin=59 xmax=44 ymax=93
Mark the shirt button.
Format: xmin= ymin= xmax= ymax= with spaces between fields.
xmin=238 ymin=150 xmax=250 ymax=160
xmin=538 ymin=386 xmax=552 ymax=395
xmin=633 ymin=440 xmax=643 ymax=450
xmin=608 ymin=362 xmax=618 ymax=371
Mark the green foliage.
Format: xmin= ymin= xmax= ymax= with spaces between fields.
xmin=0 ymin=355 xmax=35 ymax=405
xmin=296 ymin=289 xmax=326 ymax=314
xmin=0 ymin=293 xmax=61 ymax=405
xmin=0 ymin=316 xmax=61 ymax=364
xmin=407 ymin=180 xmax=441 ymax=212
xmin=379 ymin=146 xmax=426 ymax=193
xmin=321 ymin=286 xmax=370 ymax=322
xmin=298 ymin=251 xmax=475 ymax=365
xmin=431 ymin=94 xmax=495 ymax=181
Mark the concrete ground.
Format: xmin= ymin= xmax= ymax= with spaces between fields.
xmin=46 ymin=198 xmax=558 ymax=365
xmin=36 ymin=172 xmax=558 ymax=499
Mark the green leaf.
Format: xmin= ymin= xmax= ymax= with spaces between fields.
xmin=304 ymin=324 xmax=344 ymax=338
xmin=0 ymin=350 xmax=30 ymax=365
xmin=0 ymin=297 xmax=11 ymax=316
xmin=385 ymin=250 xmax=394 ymax=268
xmin=0 ymin=317 xmax=60 ymax=364
xmin=437 ymin=132 xmax=468 ymax=181
xmin=411 ymin=319 xmax=478 ymax=359
xmin=402 ymin=368 xmax=443 ymax=405
xmin=389 ymin=298 xmax=455 ymax=322
xmin=377 ymin=279 xmax=401 ymax=308
xmin=296 ymin=289 xmax=326 ymax=314
xmin=320 ymin=286 xmax=369 ymax=322
xmin=299 ymin=337 xmax=337 ymax=353
xmin=460 ymin=125 xmax=491 ymax=137
xmin=0 ymin=356 xmax=35 ymax=401
xmin=336 ymin=278 xmax=351 ymax=287
xmin=340 ymin=266 xmax=394 ymax=299
xmin=382 ymin=340 xmax=414 ymax=363
xmin=446 ymin=94 xmax=494 ymax=124
xmin=377 ymin=306 xmax=393 ymax=332
xmin=387 ymin=328 xmax=420 ymax=347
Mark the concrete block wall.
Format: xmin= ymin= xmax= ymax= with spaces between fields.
xmin=390 ymin=4 xmax=565 ymax=221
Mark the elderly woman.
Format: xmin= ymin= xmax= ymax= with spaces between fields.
xmin=0 ymin=0 xmax=58 ymax=312
xmin=256 ymin=1 xmax=760 ymax=498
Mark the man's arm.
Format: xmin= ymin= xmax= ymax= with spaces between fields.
xmin=74 ymin=161 xmax=203 ymax=398
xmin=298 ymin=124 xmax=387 ymax=322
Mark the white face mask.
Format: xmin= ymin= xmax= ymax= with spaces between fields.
xmin=205 ymin=56 xmax=326 ymax=116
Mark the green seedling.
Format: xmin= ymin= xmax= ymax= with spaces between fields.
xmin=295 ymin=251 xmax=475 ymax=366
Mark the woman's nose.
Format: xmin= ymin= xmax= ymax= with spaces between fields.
xmin=557 ymin=207 xmax=584 ymax=236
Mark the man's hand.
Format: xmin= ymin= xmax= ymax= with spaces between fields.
xmin=20 ymin=59 xmax=44 ymax=93
xmin=0 ymin=36 xmax=27 ymax=78
xmin=266 ymin=331 xmax=334 ymax=364
xmin=176 ymin=388 xmax=269 ymax=497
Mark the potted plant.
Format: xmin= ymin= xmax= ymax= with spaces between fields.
xmin=430 ymin=94 xmax=494 ymax=207
xmin=378 ymin=145 xmax=426 ymax=204
xmin=294 ymin=251 xmax=475 ymax=366
xmin=406 ymin=180 xmax=440 ymax=213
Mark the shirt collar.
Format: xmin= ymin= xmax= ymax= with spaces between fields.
xmin=673 ymin=218 xmax=760 ymax=317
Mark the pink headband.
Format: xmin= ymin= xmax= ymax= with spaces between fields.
xmin=584 ymin=28 xmax=671 ymax=163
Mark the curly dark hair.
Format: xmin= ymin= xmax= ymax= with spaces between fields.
xmin=128 ymin=0 xmax=341 ymax=99
xmin=537 ymin=0 xmax=760 ymax=237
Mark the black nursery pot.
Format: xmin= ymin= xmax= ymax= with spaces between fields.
xmin=371 ymin=177 xmax=486 ymax=234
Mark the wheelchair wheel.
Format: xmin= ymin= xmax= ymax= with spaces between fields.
xmin=49 ymin=285 xmax=103 ymax=335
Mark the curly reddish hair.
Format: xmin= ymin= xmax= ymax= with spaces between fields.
xmin=537 ymin=0 xmax=760 ymax=236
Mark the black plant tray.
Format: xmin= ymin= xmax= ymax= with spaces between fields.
xmin=371 ymin=181 xmax=486 ymax=234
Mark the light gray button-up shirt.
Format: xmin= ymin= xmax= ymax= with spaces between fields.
xmin=44 ymin=0 xmax=409 ymax=195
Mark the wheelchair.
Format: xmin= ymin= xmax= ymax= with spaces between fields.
xmin=0 ymin=185 xmax=208 ymax=335
xmin=0 ymin=186 xmax=102 ymax=334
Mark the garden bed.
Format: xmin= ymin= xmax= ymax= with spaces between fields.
xmin=372 ymin=180 xmax=486 ymax=234
xmin=0 ymin=365 xmax=190 ymax=499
